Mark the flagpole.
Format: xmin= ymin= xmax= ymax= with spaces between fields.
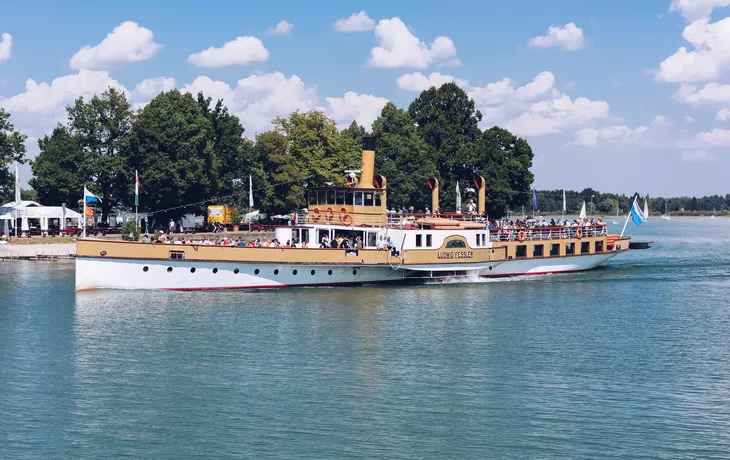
xmin=620 ymin=195 xmax=636 ymax=238
xmin=82 ymin=187 xmax=86 ymax=239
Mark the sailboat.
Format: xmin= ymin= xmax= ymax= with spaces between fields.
xmin=612 ymin=207 xmax=619 ymax=225
xmin=643 ymin=198 xmax=649 ymax=220
xmin=660 ymin=202 xmax=671 ymax=221
xmin=711 ymin=207 xmax=717 ymax=218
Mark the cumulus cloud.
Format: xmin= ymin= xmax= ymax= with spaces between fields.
xmin=717 ymin=108 xmax=730 ymax=120
xmin=265 ymin=20 xmax=294 ymax=36
xmin=685 ymin=115 xmax=695 ymax=123
xmin=674 ymin=82 xmax=730 ymax=103
xmin=325 ymin=92 xmax=389 ymax=130
xmin=69 ymin=21 xmax=162 ymax=70
xmin=469 ymin=71 xmax=559 ymax=106
xmin=695 ymin=127 xmax=730 ymax=146
xmin=682 ymin=149 xmax=716 ymax=162
xmin=506 ymin=95 xmax=609 ymax=136
xmin=188 ymin=36 xmax=269 ymax=68
xmin=528 ymin=22 xmax=585 ymax=51
xmin=0 ymin=33 xmax=12 ymax=62
xmin=669 ymin=0 xmax=730 ymax=20
xmin=131 ymin=76 xmax=176 ymax=109
xmin=0 ymin=69 xmax=128 ymax=139
xmin=396 ymin=72 xmax=469 ymax=92
xmin=656 ymin=17 xmax=730 ymax=83
xmin=334 ymin=11 xmax=376 ymax=32
xmin=569 ymin=116 xmax=674 ymax=147
xmin=366 ymin=17 xmax=458 ymax=69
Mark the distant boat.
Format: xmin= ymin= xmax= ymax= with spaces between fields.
xmin=643 ymin=198 xmax=649 ymax=220
xmin=612 ymin=207 xmax=619 ymax=225
xmin=660 ymin=202 xmax=671 ymax=221
xmin=711 ymin=208 xmax=717 ymax=218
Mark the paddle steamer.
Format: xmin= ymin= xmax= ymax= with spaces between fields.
xmin=75 ymin=137 xmax=631 ymax=291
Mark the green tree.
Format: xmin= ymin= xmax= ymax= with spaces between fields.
xmin=0 ymin=109 xmax=27 ymax=203
xmin=66 ymin=88 xmax=134 ymax=220
xmin=30 ymin=125 xmax=86 ymax=206
xmin=372 ymin=102 xmax=437 ymax=210
xmin=129 ymin=90 xmax=219 ymax=221
xmin=340 ymin=121 xmax=366 ymax=145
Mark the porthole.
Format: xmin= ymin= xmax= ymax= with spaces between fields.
xmin=274 ymin=269 xmax=279 ymax=275
xmin=143 ymin=266 xmax=149 ymax=272
xmin=488 ymin=266 xmax=492 ymax=271
xmin=234 ymin=268 xmax=239 ymax=274
xmin=328 ymin=270 xmax=333 ymax=275
xmin=352 ymin=269 xmax=357 ymax=275
xmin=212 ymin=268 xmax=218 ymax=274
xmin=190 ymin=267 xmax=196 ymax=273
xmin=293 ymin=269 xmax=298 ymax=275
xmin=311 ymin=270 xmax=315 ymax=275
xmin=167 ymin=267 xmax=173 ymax=273
xmin=254 ymin=269 xmax=260 ymax=275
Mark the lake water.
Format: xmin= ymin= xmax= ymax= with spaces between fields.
xmin=2 ymin=219 xmax=730 ymax=459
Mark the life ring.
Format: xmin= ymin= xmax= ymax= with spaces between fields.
xmin=517 ymin=230 xmax=526 ymax=242
xmin=312 ymin=207 xmax=321 ymax=221
xmin=326 ymin=207 xmax=334 ymax=221
xmin=576 ymin=228 xmax=583 ymax=239
xmin=340 ymin=207 xmax=347 ymax=216
xmin=341 ymin=213 xmax=353 ymax=226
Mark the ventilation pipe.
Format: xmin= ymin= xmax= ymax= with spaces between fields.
xmin=428 ymin=177 xmax=439 ymax=213
xmin=359 ymin=137 xmax=376 ymax=189
xmin=473 ymin=176 xmax=486 ymax=215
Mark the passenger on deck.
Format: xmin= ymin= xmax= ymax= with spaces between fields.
xmin=321 ymin=235 xmax=329 ymax=248
xmin=377 ymin=235 xmax=385 ymax=250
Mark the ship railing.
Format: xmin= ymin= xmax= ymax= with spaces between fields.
xmin=296 ymin=211 xmax=387 ymax=227
xmin=488 ymin=225 xmax=608 ymax=242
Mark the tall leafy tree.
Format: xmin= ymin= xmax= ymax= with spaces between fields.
xmin=340 ymin=121 xmax=366 ymax=146
xmin=66 ymin=88 xmax=133 ymax=220
xmin=30 ymin=125 xmax=86 ymax=206
xmin=372 ymin=102 xmax=437 ymax=210
xmin=129 ymin=90 xmax=219 ymax=221
xmin=0 ymin=109 xmax=27 ymax=203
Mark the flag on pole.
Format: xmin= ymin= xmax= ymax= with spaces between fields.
xmin=455 ymin=181 xmax=461 ymax=211
xmin=248 ymin=175 xmax=254 ymax=208
xmin=84 ymin=186 xmax=102 ymax=204
xmin=631 ymin=197 xmax=647 ymax=226
xmin=14 ymin=162 xmax=21 ymax=205
xmin=532 ymin=189 xmax=538 ymax=210
xmin=135 ymin=170 xmax=139 ymax=206
xmin=562 ymin=189 xmax=566 ymax=212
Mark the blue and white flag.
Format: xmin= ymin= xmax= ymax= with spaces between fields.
xmin=631 ymin=197 xmax=646 ymax=226
xmin=84 ymin=186 xmax=102 ymax=204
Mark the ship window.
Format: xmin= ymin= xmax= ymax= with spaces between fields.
xmin=311 ymin=270 xmax=315 ymax=275
xmin=374 ymin=192 xmax=382 ymax=207
xmin=346 ymin=191 xmax=354 ymax=205
xmin=446 ymin=239 xmax=466 ymax=248
xmin=301 ymin=229 xmax=309 ymax=245
xmin=213 ymin=268 xmax=218 ymax=274
xmin=169 ymin=250 xmax=185 ymax=260
xmin=595 ymin=241 xmax=604 ymax=253
xmin=318 ymin=190 xmax=326 ymax=205
xmin=483 ymin=234 xmax=487 ymax=245
xmin=190 ymin=267 xmax=196 ymax=273
xmin=336 ymin=190 xmax=346 ymax=205
xmin=353 ymin=269 xmax=357 ymax=275
xmin=254 ymin=269 xmax=260 ymax=275
xmin=364 ymin=193 xmax=373 ymax=206
xmin=474 ymin=234 xmax=480 ymax=247
xmin=309 ymin=191 xmax=317 ymax=205
xmin=328 ymin=269 xmax=333 ymax=275
xmin=516 ymin=245 xmax=527 ymax=258
xmin=367 ymin=232 xmax=377 ymax=247
xmin=327 ymin=190 xmax=335 ymax=205
xmin=167 ymin=267 xmax=173 ymax=272
xmin=533 ymin=244 xmax=544 ymax=257
xmin=416 ymin=234 xmax=423 ymax=247
xmin=292 ymin=229 xmax=299 ymax=244
xmin=274 ymin=269 xmax=279 ymax=275
xmin=566 ymin=243 xmax=575 ymax=255
xmin=355 ymin=192 xmax=363 ymax=205
xmin=426 ymin=234 xmax=433 ymax=247
xmin=581 ymin=242 xmax=590 ymax=254
xmin=293 ymin=269 xmax=298 ymax=275
xmin=550 ymin=244 xmax=560 ymax=256
xmin=143 ymin=266 xmax=149 ymax=272
xmin=234 ymin=268 xmax=239 ymax=274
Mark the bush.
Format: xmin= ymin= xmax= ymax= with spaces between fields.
xmin=121 ymin=220 xmax=140 ymax=241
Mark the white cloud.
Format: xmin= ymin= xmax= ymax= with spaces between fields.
xmin=695 ymin=127 xmax=730 ymax=146
xmin=325 ymin=92 xmax=389 ymax=130
xmin=528 ymin=22 xmax=585 ymax=51
xmin=506 ymin=95 xmax=609 ymax=136
xmin=655 ymin=17 xmax=730 ymax=83
xmin=570 ymin=115 xmax=672 ymax=148
xmin=396 ymin=72 xmax=469 ymax=92
xmin=717 ymin=108 xmax=730 ymax=120
xmin=265 ymin=20 xmax=294 ymax=36
xmin=188 ymin=36 xmax=269 ymax=68
xmin=0 ymin=33 xmax=12 ymax=62
xmin=366 ymin=17 xmax=458 ymax=69
xmin=333 ymin=11 xmax=376 ymax=32
xmin=469 ymin=71 xmax=559 ymax=106
xmin=0 ymin=70 xmax=128 ymax=139
xmin=674 ymin=82 xmax=730 ymax=103
xmin=669 ymin=0 xmax=730 ymax=20
xmin=69 ymin=21 xmax=162 ymax=70
xmin=682 ymin=149 xmax=716 ymax=161
xmin=685 ymin=115 xmax=695 ymax=123
xmin=132 ymin=76 xmax=176 ymax=104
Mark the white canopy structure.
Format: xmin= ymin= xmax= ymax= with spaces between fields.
xmin=0 ymin=201 xmax=83 ymax=236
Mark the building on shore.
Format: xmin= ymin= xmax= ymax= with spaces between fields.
xmin=0 ymin=201 xmax=83 ymax=236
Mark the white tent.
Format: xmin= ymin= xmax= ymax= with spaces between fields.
xmin=0 ymin=201 xmax=83 ymax=235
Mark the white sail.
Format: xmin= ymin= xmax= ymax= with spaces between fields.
xmin=643 ymin=198 xmax=649 ymax=219
xmin=455 ymin=182 xmax=461 ymax=211
xmin=579 ymin=201 xmax=587 ymax=219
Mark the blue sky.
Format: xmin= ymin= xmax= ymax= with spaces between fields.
xmin=1 ymin=0 xmax=729 ymax=197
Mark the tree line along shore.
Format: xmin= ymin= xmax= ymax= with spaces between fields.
xmin=1 ymin=83 xmax=727 ymax=222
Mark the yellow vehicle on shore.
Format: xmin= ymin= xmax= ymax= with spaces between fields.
xmin=207 ymin=205 xmax=235 ymax=226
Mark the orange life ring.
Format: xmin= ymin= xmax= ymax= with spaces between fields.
xmin=326 ymin=207 xmax=334 ymax=221
xmin=341 ymin=213 xmax=353 ymax=226
xmin=312 ymin=207 xmax=321 ymax=221
xmin=517 ymin=230 xmax=526 ymax=242
xmin=576 ymin=228 xmax=583 ymax=239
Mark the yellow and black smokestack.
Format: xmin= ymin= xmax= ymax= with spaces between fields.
xmin=359 ymin=136 xmax=376 ymax=189
xmin=473 ymin=176 xmax=486 ymax=215
xmin=428 ymin=177 xmax=439 ymax=212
